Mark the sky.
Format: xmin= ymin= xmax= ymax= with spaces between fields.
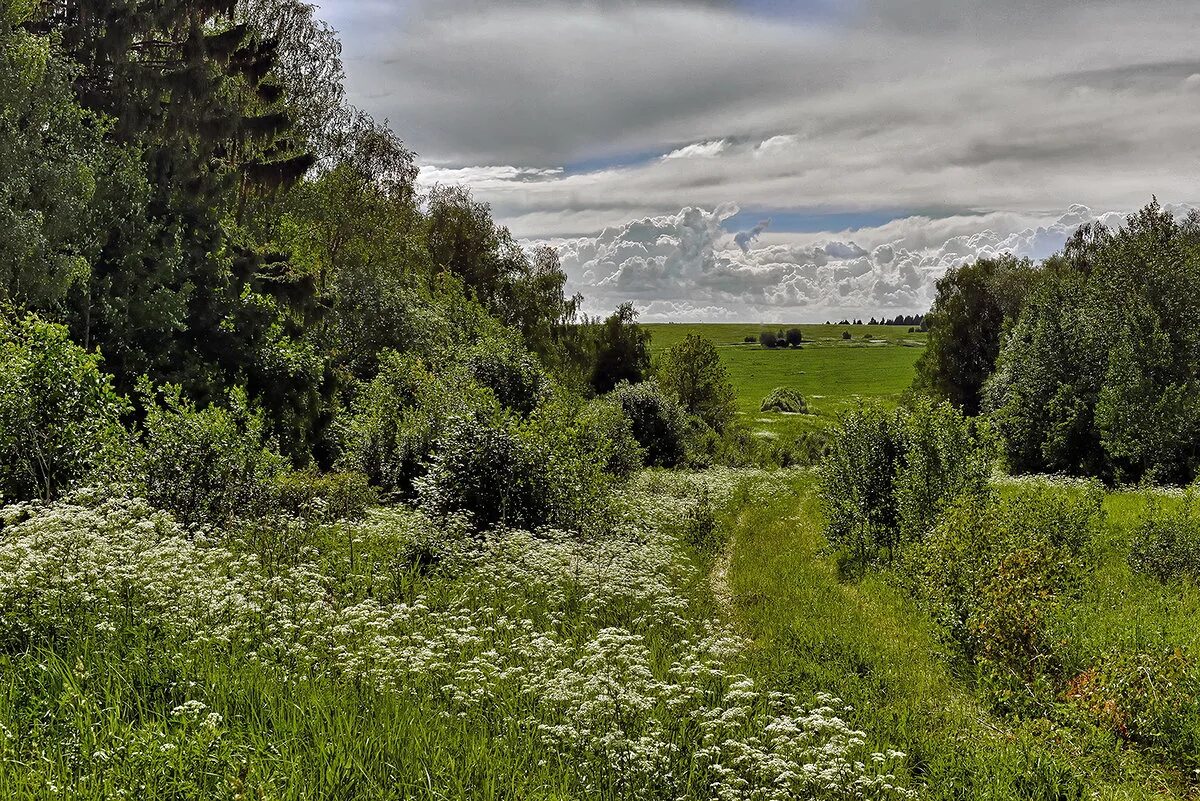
xmin=319 ymin=0 xmax=1200 ymax=320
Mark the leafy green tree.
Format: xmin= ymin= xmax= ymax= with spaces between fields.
xmin=785 ymin=328 xmax=802 ymax=347
xmin=0 ymin=8 xmax=106 ymax=311
xmin=658 ymin=334 xmax=736 ymax=431
xmin=0 ymin=316 xmax=129 ymax=502
xmin=913 ymin=254 xmax=1038 ymax=415
xmin=986 ymin=202 xmax=1200 ymax=483
xmin=758 ymin=330 xmax=777 ymax=349
xmin=589 ymin=303 xmax=651 ymax=395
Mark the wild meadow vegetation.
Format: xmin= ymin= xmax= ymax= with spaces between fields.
xmin=2 ymin=0 xmax=1200 ymax=798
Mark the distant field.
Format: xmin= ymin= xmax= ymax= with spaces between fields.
xmin=643 ymin=323 xmax=926 ymax=438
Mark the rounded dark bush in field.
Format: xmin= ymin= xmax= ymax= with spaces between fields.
xmin=842 ymin=331 xmax=852 ymax=340
xmin=758 ymin=330 xmax=778 ymax=349
xmin=760 ymin=387 xmax=808 ymax=414
xmin=610 ymin=381 xmax=688 ymax=467
xmin=1128 ymin=494 xmax=1200 ymax=582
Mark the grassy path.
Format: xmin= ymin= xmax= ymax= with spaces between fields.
xmin=722 ymin=470 xmax=1179 ymax=800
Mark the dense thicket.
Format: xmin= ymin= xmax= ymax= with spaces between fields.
xmin=0 ymin=0 xmax=756 ymax=516
xmin=915 ymin=201 xmax=1200 ymax=485
xmin=912 ymin=254 xmax=1038 ymax=415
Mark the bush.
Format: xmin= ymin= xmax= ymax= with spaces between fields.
xmin=0 ymin=316 xmax=129 ymax=502
xmin=610 ymin=381 xmax=688 ymax=468
xmin=1128 ymin=491 xmax=1200 ymax=582
xmin=742 ymin=335 xmax=756 ymax=343
xmin=339 ymin=351 xmax=496 ymax=496
xmin=658 ymin=334 xmax=736 ymax=431
xmin=758 ymin=331 xmax=778 ymax=349
xmin=842 ymin=331 xmax=852 ymax=340
xmin=133 ymin=382 xmax=285 ymax=528
xmin=1065 ymin=647 xmax=1200 ymax=770
xmin=785 ymin=327 xmax=802 ymax=347
xmin=760 ymin=387 xmax=808 ymax=414
xmin=416 ymin=402 xmax=614 ymax=533
xmin=269 ymin=470 xmax=376 ymax=523
xmin=903 ymin=486 xmax=1103 ymax=714
xmin=573 ymin=396 xmax=645 ymax=479
xmin=820 ymin=400 xmax=990 ymax=565
xmin=462 ymin=337 xmax=548 ymax=416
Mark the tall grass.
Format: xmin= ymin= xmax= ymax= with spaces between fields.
xmin=0 ymin=472 xmax=910 ymax=799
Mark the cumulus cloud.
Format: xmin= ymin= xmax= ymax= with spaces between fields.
xmin=548 ymin=202 xmax=1197 ymax=321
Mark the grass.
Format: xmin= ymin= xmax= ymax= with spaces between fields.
xmin=643 ymin=323 xmax=926 ymax=439
xmin=725 ymin=471 xmax=1200 ymax=799
xmin=0 ymin=472 xmax=914 ymax=800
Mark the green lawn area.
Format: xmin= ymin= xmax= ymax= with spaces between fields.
xmin=644 ymin=323 xmax=926 ymax=438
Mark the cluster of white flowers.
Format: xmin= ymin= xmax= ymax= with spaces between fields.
xmin=0 ymin=470 xmax=909 ymax=799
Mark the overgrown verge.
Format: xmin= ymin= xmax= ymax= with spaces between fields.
xmin=817 ymin=401 xmax=1200 ymax=793
xmin=0 ymin=470 xmax=912 ymax=799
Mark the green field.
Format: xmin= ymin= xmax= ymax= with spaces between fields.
xmin=644 ymin=323 xmax=927 ymax=437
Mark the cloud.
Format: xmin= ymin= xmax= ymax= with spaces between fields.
xmin=734 ymin=219 xmax=771 ymax=252
xmin=547 ymin=202 xmax=1197 ymax=321
xmin=324 ymin=0 xmax=1200 ymax=235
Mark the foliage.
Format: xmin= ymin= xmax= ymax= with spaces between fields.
xmin=820 ymin=399 xmax=990 ymax=565
xmin=760 ymin=386 xmax=808 ymax=414
xmin=132 ymin=381 xmax=286 ymax=528
xmin=269 ymin=469 xmax=375 ymax=523
xmin=913 ymin=255 xmax=1038 ymax=415
xmin=589 ymin=302 xmax=652 ymax=394
xmin=1128 ymin=491 xmax=1200 ymax=582
xmin=902 ymin=486 xmax=1103 ymax=713
xmin=610 ymin=380 xmax=689 ymax=468
xmin=785 ymin=327 xmax=803 ymax=347
xmin=416 ymin=396 xmax=616 ymax=533
xmin=758 ymin=330 xmax=778 ymax=348
xmin=1064 ymin=647 xmax=1200 ymax=771
xmin=985 ymin=202 xmax=1200 ymax=484
xmin=572 ymin=396 xmax=645 ymax=479
xmin=462 ymin=336 xmax=549 ymax=416
xmin=338 ymin=351 xmax=496 ymax=496
xmin=658 ymin=333 xmax=736 ymax=431
xmin=0 ymin=315 xmax=128 ymax=503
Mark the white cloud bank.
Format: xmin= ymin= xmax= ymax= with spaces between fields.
xmin=546 ymin=202 xmax=1197 ymax=321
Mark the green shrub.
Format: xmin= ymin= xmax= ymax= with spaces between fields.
xmin=903 ymin=486 xmax=1104 ymax=714
xmin=820 ymin=399 xmax=989 ymax=565
xmin=610 ymin=381 xmax=688 ymax=468
xmin=0 ymin=316 xmax=129 ymax=502
xmin=894 ymin=397 xmax=993 ymax=542
xmin=760 ymin=387 xmax=808 ymax=414
xmin=842 ymin=331 xmax=851 ymax=340
xmin=133 ymin=382 xmax=285 ymax=528
xmin=1065 ymin=647 xmax=1200 ymax=772
xmin=573 ymin=396 xmax=645 ymax=479
xmin=339 ymin=351 xmax=496 ymax=496
xmin=821 ymin=405 xmax=907 ymax=563
xmin=462 ymin=336 xmax=548 ymax=416
xmin=758 ymin=330 xmax=778 ymax=348
xmin=269 ymin=469 xmax=376 ymax=522
xmin=1128 ymin=492 xmax=1200 ymax=582
xmin=415 ymin=404 xmax=614 ymax=533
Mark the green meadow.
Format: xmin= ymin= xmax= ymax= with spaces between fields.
xmin=643 ymin=323 xmax=927 ymax=437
